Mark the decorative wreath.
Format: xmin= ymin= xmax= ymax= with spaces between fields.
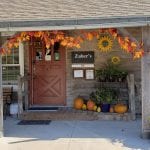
xmin=98 ymin=36 xmax=113 ymax=52
xmin=111 ymin=56 xmax=121 ymax=65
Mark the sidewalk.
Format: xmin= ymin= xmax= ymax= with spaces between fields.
xmin=0 ymin=117 xmax=149 ymax=150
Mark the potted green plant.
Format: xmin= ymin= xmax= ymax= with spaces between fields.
xmin=95 ymin=69 xmax=106 ymax=82
xmin=90 ymin=88 xmax=117 ymax=112
xmin=95 ymin=60 xmax=128 ymax=82
xmin=100 ymin=88 xmax=117 ymax=112
xmin=90 ymin=88 xmax=102 ymax=105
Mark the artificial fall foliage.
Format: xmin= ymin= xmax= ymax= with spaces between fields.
xmin=0 ymin=28 xmax=144 ymax=59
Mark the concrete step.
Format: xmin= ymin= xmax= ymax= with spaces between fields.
xmin=20 ymin=109 xmax=134 ymax=121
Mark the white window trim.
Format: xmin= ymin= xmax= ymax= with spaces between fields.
xmin=2 ymin=42 xmax=24 ymax=90
xmin=19 ymin=42 xmax=24 ymax=77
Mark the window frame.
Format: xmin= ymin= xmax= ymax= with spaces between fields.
xmin=2 ymin=42 xmax=24 ymax=86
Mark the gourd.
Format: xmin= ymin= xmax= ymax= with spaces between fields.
xmin=109 ymin=106 xmax=114 ymax=113
xmin=74 ymin=97 xmax=84 ymax=110
xmin=114 ymin=104 xmax=127 ymax=113
xmin=87 ymin=100 xmax=95 ymax=111
xmin=82 ymin=104 xmax=87 ymax=110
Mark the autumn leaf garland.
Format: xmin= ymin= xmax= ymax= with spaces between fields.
xmin=0 ymin=28 xmax=144 ymax=59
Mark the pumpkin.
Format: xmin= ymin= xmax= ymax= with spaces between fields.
xmin=93 ymin=105 xmax=97 ymax=111
xmin=74 ymin=97 xmax=84 ymax=110
xmin=87 ymin=100 xmax=95 ymax=111
xmin=82 ymin=104 xmax=87 ymax=110
xmin=114 ymin=104 xmax=127 ymax=113
xmin=109 ymin=106 xmax=114 ymax=113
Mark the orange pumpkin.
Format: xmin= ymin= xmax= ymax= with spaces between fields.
xmin=114 ymin=104 xmax=127 ymax=113
xmin=87 ymin=100 xmax=95 ymax=111
xmin=109 ymin=106 xmax=114 ymax=113
xmin=74 ymin=97 xmax=84 ymax=110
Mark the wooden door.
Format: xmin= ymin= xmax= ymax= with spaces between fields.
xmin=29 ymin=39 xmax=66 ymax=106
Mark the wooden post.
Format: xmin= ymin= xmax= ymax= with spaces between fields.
xmin=141 ymin=25 xmax=150 ymax=139
xmin=0 ymin=33 xmax=3 ymax=137
xmin=127 ymin=74 xmax=136 ymax=120
xmin=0 ymin=56 xmax=3 ymax=137
xmin=17 ymin=75 xmax=23 ymax=118
xmin=24 ymin=77 xmax=28 ymax=110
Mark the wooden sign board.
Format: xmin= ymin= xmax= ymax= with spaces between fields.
xmin=72 ymin=51 xmax=94 ymax=63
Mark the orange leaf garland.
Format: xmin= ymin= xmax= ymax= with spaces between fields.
xmin=133 ymin=50 xmax=144 ymax=59
xmin=0 ymin=29 xmax=144 ymax=59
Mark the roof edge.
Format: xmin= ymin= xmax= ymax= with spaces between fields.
xmin=0 ymin=16 xmax=149 ymax=31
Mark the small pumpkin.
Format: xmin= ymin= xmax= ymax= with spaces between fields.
xmin=114 ymin=104 xmax=127 ymax=113
xmin=93 ymin=105 xmax=97 ymax=111
xmin=74 ymin=97 xmax=84 ymax=110
xmin=82 ymin=104 xmax=87 ymax=110
xmin=109 ymin=106 xmax=114 ymax=113
xmin=87 ymin=100 xmax=95 ymax=111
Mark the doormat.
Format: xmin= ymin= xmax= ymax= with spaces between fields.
xmin=28 ymin=107 xmax=59 ymax=111
xmin=17 ymin=120 xmax=51 ymax=125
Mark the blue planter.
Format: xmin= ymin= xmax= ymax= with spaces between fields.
xmin=101 ymin=104 xmax=110 ymax=112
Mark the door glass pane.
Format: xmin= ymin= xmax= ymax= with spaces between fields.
xmin=35 ymin=41 xmax=43 ymax=61
xmin=54 ymin=42 xmax=60 ymax=61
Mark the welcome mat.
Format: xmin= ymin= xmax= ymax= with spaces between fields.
xmin=17 ymin=120 xmax=51 ymax=125
xmin=28 ymin=107 xmax=59 ymax=111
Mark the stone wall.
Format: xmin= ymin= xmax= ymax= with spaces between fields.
xmin=66 ymin=27 xmax=142 ymax=115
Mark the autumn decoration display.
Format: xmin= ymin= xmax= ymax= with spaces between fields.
xmin=0 ymin=28 xmax=144 ymax=59
xmin=114 ymin=103 xmax=128 ymax=114
xmin=111 ymin=56 xmax=121 ymax=65
xmin=74 ymin=97 xmax=84 ymax=110
xmin=97 ymin=35 xmax=113 ymax=52
xmin=87 ymin=100 xmax=95 ymax=111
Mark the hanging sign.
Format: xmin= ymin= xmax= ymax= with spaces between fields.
xmin=45 ymin=49 xmax=51 ymax=61
xmin=71 ymin=51 xmax=94 ymax=63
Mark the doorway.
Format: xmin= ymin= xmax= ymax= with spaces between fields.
xmin=29 ymin=39 xmax=66 ymax=106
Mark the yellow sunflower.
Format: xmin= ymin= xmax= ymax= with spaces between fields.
xmin=98 ymin=36 xmax=113 ymax=52
xmin=111 ymin=56 xmax=121 ymax=64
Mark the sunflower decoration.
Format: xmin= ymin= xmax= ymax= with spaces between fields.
xmin=111 ymin=56 xmax=121 ymax=65
xmin=98 ymin=35 xmax=113 ymax=52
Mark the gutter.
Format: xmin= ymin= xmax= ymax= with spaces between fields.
xmin=0 ymin=16 xmax=149 ymax=31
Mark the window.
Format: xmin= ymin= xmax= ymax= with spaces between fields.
xmin=2 ymin=47 xmax=20 ymax=85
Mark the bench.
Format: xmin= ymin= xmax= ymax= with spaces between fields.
xmin=3 ymin=87 xmax=13 ymax=119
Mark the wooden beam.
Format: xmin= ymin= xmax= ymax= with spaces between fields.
xmin=127 ymin=74 xmax=136 ymax=120
xmin=17 ymin=75 xmax=23 ymax=118
xmin=0 ymin=33 xmax=3 ymax=137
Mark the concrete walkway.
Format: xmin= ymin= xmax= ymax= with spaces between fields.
xmin=0 ymin=117 xmax=149 ymax=150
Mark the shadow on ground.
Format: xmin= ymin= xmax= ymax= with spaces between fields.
xmin=2 ymin=117 xmax=150 ymax=150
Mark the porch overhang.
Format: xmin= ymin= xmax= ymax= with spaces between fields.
xmin=0 ymin=16 xmax=150 ymax=32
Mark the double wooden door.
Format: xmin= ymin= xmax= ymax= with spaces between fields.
xmin=29 ymin=39 xmax=66 ymax=106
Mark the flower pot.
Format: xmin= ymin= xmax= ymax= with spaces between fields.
xmin=101 ymin=104 xmax=110 ymax=112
